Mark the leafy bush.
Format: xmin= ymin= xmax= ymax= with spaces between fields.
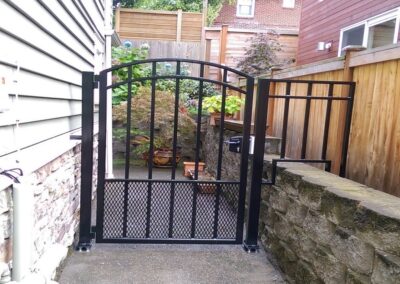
xmin=113 ymin=86 xmax=197 ymax=159
xmin=112 ymin=45 xmax=149 ymax=105
xmin=202 ymin=95 xmax=244 ymax=115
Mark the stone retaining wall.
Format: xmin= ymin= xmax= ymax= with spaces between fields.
xmin=261 ymin=158 xmax=400 ymax=283
xmin=204 ymin=125 xmax=400 ymax=283
xmin=0 ymin=137 xmax=98 ymax=279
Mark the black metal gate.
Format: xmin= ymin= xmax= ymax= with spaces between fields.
xmin=78 ymin=59 xmax=254 ymax=247
xmin=76 ymin=60 xmax=356 ymax=252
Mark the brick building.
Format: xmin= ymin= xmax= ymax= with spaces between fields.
xmin=213 ymin=0 xmax=301 ymax=31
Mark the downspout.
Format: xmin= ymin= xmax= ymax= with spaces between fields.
xmin=11 ymin=181 xmax=33 ymax=282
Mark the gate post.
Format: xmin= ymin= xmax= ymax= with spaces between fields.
xmin=77 ymin=72 xmax=95 ymax=251
xmin=243 ymin=79 xmax=270 ymax=252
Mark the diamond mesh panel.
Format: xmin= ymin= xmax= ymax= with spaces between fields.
xmin=217 ymin=184 xmax=239 ymax=239
xmin=103 ymin=181 xmax=125 ymax=238
xmin=126 ymin=181 xmax=148 ymax=238
xmin=100 ymin=180 xmax=240 ymax=241
xmin=149 ymin=182 xmax=171 ymax=238
xmin=171 ymin=183 xmax=194 ymax=238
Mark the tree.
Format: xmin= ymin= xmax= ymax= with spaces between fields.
xmin=236 ymin=32 xmax=282 ymax=76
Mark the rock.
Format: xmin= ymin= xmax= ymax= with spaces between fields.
xmin=330 ymin=227 xmax=375 ymax=275
xmin=269 ymin=186 xmax=289 ymax=214
xmin=298 ymin=178 xmax=324 ymax=211
xmin=346 ymin=269 xmax=371 ymax=284
xmin=295 ymin=260 xmax=323 ymax=284
xmin=285 ymin=197 xmax=308 ymax=227
xmin=303 ymin=210 xmax=336 ymax=246
xmin=312 ymin=245 xmax=347 ymax=284
xmin=371 ymin=251 xmax=400 ymax=284
xmin=354 ymin=206 xmax=400 ymax=257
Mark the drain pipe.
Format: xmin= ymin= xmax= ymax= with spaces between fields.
xmin=0 ymin=262 xmax=11 ymax=283
xmin=11 ymin=181 xmax=34 ymax=282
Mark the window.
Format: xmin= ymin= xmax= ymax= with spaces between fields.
xmin=283 ymin=0 xmax=295 ymax=8
xmin=236 ymin=0 xmax=255 ymax=17
xmin=339 ymin=8 xmax=400 ymax=56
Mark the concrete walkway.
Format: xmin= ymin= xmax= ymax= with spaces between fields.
xmin=58 ymin=244 xmax=284 ymax=284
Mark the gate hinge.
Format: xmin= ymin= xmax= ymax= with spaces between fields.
xmin=93 ymin=75 xmax=100 ymax=89
xmin=90 ymin=226 xmax=96 ymax=239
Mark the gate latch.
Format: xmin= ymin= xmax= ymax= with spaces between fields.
xmin=225 ymin=136 xmax=242 ymax=153
xmin=224 ymin=136 xmax=255 ymax=154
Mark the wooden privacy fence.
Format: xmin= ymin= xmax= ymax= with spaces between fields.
xmin=205 ymin=26 xmax=298 ymax=82
xmin=115 ymin=8 xmax=203 ymax=42
xmin=263 ymin=44 xmax=400 ymax=197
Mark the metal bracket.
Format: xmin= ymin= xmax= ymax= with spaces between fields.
xmin=76 ymin=242 xmax=92 ymax=252
xmin=70 ymin=135 xmax=82 ymax=140
xmin=242 ymin=242 xmax=259 ymax=253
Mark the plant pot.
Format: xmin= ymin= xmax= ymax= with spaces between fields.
xmin=209 ymin=113 xmax=234 ymax=126
xmin=153 ymin=148 xmax=181 ymax=168
xmin=183 ymin=162 xmax=205 ymax=177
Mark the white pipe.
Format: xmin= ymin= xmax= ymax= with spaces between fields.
xmin=105 ymin=0 xmax=114 ymax=178
xmin=0 ymin=262 xmax=11 ymax=284
xmin=11 ymin=182 xmax=33 ymax=282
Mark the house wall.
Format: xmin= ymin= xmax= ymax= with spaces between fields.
xmin=297 ymin=0 xmax=400 ymax=65
xmin=213 ymin=0 xmax=301 ymax=31
xmin=0 ymin=0 xmax=108 ymax=280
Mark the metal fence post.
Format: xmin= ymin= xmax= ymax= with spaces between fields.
xmin=77 ymin=72 xmax=95 ymax=251
xmin=243 ymin=79 xmax=270 ymax=252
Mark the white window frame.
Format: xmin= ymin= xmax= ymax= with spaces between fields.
xmin=236 ymin=0 xmax=255 ymax=18
xmin=338 ymin=7 xmax=400 ymax=56
xmin=282 ymin=0 xmax=295 ymax=9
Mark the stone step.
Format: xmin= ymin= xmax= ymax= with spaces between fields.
xmin=264 ymin=136 xmax=281 ymax=155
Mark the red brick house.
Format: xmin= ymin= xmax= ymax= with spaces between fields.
xmin=206 ymin=0 xmax=302 ymax=78
xmin=213 ymin=0 xmax=301 ymax=31
xmin=296 ymin=0 xmax=400 ymax=65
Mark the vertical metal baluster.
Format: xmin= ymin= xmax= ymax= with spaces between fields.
xmin=122 ymin=67 xmax=133 ymax=237
xmin=79 ymin=72 xmax=95 ymax=247
xmin=194 ymin=64 xmax=205 ymax=179
xmin=96 ymin=71 xmax=107 ymax=242
xmin=339 ymin=82 xmax=355 ymax=177
xmin=190 ymin=64 xmax=205 ymax=239
xmin=280 ymin=82 xmax=291 ymax=159
xmin=243 ymin=78 xmax=269 ymax=251
xmin=321 ymin=83 xmax=334 ymax=162
xmin=236 ymin=76 xmax=254 ymax=243
xmin=145 ymin=62 xmax=157 ymax=238
xmin=212 ymin=69 xmax=228 ymax=238
xmin=168 ymin=61 xmax=181 ymax=238
xmin=301 ymin=83 xmax=313 ymax=159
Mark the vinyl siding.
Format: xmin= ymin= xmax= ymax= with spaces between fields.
xmin=0 ymin=0 xmax=106 ymax=168
xmin=296 ymin=0 xmax=400 ymax=65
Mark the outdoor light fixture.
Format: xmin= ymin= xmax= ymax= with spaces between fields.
xmin=317 ymin=41 xmax=333 ymax=51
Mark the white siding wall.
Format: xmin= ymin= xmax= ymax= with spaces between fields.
xmin=0 ymin=0 xmax=107 ymax=182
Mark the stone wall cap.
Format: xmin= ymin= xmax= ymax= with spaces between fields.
xmin=263 ymin=154 xmax=400 ymax=221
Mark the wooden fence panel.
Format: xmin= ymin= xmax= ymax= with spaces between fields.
xmin=269 ymin=45 xmax=400 ymax=196
xmin=116 ymin=8 xmax=202 ymax=42
xmin=205 ymin=28 xmax=298 ymax=81
xmin=347 ymin=59 xmax=400 ymax=196
xmin=271 ymin=70 xmax=345 ymax=173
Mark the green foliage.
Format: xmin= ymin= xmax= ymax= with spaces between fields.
xmin=202 ymin=95 xmax=244 ymax=115
xmin=113 ymin=86 xmax=197 ymax=159
xmin=236 ymin=32 xmax=282 ymax=76
xmin=119 ymin=0 xmax=235 ymax=25
xmin=112 ymin=45 xmax=149 ymax=105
